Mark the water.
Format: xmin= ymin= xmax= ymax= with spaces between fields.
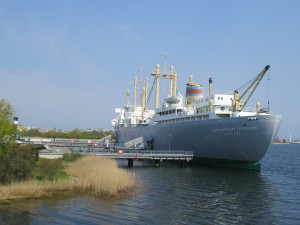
xmin=1 ymin=144 xmax=299 ymax=225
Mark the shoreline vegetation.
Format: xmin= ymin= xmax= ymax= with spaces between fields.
xmin=19 ymin=128 xmax=114 ymax=140
xmin=1 ymin=99 xmax=134 ymax=201
xmin=0 ymin=155 xmax=135 ymax=201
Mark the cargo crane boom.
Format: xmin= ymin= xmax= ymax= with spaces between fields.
xmin=233 ymin=65 xmax=270 ymax=111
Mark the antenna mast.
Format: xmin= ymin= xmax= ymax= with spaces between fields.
xmin=161 ymin=50 xmax=169 ymax=74
xmin=267 ymin=73 xmax=270 ymax=108
xmin=138 ymin=68 xmax=144 ymax=85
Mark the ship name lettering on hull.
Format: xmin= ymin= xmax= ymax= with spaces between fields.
xmin=212 ymin=126 xmax=258 ymax=136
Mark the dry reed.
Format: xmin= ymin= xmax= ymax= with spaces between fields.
xmin=0 ymin=156 xmax=134 ymax=200
xmin=65 ymin=156 xmax=135 ymax=196
xmin=0 ymin=179 xmax=78 ymax=200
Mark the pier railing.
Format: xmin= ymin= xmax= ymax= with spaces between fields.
xmin=90 ymin=150 xmax=194 ymax=167
xmin=91 ymin=150 xmax=193 ymax=159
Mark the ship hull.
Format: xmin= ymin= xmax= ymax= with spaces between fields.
xmin=116 ymin=114 xmax=282 ymax=163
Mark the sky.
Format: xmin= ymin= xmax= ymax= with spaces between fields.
xmin=0 ymin=0 xmax=299 ymax=139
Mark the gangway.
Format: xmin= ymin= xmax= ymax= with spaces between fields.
xmin=123 ymin=137 xmax=144 ymax=149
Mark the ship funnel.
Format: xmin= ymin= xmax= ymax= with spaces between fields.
xmin=209 ymin=77 xmax=213 ymax=112
xmin=186 ymin=75 xmax=203 ymax=107
xmin=209 ymin=77 xmax=213 ymax=98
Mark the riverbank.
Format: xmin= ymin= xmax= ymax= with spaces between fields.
xmin=0 ymin=156 xmax=134 ymax=201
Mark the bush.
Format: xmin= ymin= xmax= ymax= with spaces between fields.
xmin=0 ymin=100 xmax=39 ymax=184
xmin=35 ymin=158 xmax=65 ymax=181
xmin=62 ymin=153 xmax=82 ymax=162
xmin=0 ymin=144 xmax=38 ymax=184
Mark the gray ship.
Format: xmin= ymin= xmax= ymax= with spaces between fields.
xmin=112 ymin=64 xmax=282 ymax=169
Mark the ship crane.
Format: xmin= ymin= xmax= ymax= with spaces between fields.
xmin=233 ymin=65 xmax=270 ymax=111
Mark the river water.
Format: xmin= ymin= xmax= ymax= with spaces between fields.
xmin=0 ymin=144 xmax=299 ymax=225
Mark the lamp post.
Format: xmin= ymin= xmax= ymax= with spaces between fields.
xmin=133 ymin=133 xmax=135 ymax=149
xmin=169 ymin=134 xmax=172 ymax=152
xmin=53 ymin=127 xmax=56 ymax=144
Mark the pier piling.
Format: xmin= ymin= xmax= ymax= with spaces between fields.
xmin=127 ymin=159 xmax=134 ymax=167
xmin=154 ymin=159 xmax=161 ymax=166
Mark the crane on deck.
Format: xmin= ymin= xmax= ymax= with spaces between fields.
xmin=232 ymin=65 xmax=270 ymax=112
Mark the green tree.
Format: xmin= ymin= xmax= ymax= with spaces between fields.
xmin=0 ymin=99 xmax=16 ymax=183
xmin=0 ymin=99 xmax=38 ymax=184
xmin=25 ymin=128 xmax=42 ymax=137
xmin=0 ymin=99 xmax=15 ymax=150
xmin=20 ymin=127 xmax=115 ymax=140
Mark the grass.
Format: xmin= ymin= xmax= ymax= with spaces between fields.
xmin=0 ymin=155 xmax=135 ymax=200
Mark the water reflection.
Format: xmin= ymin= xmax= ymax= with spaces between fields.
xmin=125 ymin=166 xmax=276 ymax=224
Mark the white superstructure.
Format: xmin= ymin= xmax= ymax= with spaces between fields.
xmin=113 ymin=65 xmax=271 ymax=128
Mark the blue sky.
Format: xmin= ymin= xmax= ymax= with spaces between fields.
xmin=0 ymin=0 xmax=299 ymax=139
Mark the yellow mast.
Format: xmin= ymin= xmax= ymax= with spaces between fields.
xmin=141 ymin=87 xmax=145 ymax=120
xmin=173 ymin=72 xmax=177 ymax=97
xmin=151 ymin=64 xmax=178 ymax=110
xmin=126 ymin=90 xmax=130 ymax=107
xmin=152 ymin=64 xmax=161 ymax=110
xmin=169 ymin=65 xmax=174 ymax=97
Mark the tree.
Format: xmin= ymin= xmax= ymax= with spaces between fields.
xmin=0 ymin=99 xmax=38 ymax=184
xmin=0 ymin=99 xmax=15 ymax=154
xmin=0 ymin=99 xmax=16 ymax=183
xmin=25 ymin=128 xmax=42 ymax=137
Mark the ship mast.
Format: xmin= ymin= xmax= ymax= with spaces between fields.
xmin=151 ymin=64 xmax=178 ymax=110
xmin=132 ymin=68 xmax=150 ymax=123
xmin=133 ymin=76 xmax=137 ymax=113
xmin=126 ymin=90 xmax=130 ymax=107
xmin=144 ymin=78 xmax=148 ymax=111
xmin=152 ymin=64 xmax=161 ymax=110
xmin=162 ymin=50 xmax=169 ymax=75
xmin=150 ymin=51 xmax=178 ymax=110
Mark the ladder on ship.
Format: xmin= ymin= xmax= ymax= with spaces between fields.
xmin=124 ymin=137 xmax=144 ymax=149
